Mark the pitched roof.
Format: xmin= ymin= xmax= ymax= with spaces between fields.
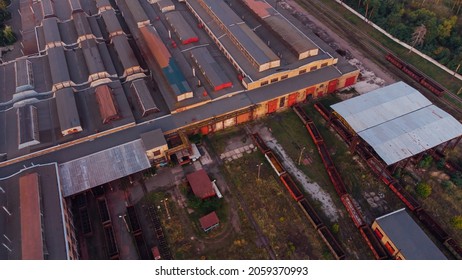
xmin=19 ymin=173 xmax=44 ymax=260
xmin=375 ymin=209 xmax=447 ymax=260
xmin=199 ymin=211 xmax=219 ymax=231
xmin=186 ymin=169 xmax=215 ymax=199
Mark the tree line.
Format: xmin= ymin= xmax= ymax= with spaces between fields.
xmin=342 ymin=0 xmax=462 ymax=74
xmin=0 ymin=0 xmax=15 ymax=47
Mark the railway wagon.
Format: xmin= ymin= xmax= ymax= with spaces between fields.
xmin=280 ymin=173 xmax=304 ymax=201
xmin=444 ymin=239 xmax=462 ymax=260
xmin=318 ymin=226 xmax=346 ymax=260
xmin=359 ymin=225 xmax=388 ymax=260
xmin=298 ymin=198 xmax=324 ymax=230
xmin=340 ymin=194 xmax=365 ymax=228
xmin=251 ymin=133 xmax=270 ymax=153
xmin=415 ymin=209 xmax=450 ymax=243
xmin=385 ymin=53 xmax=444 ymax=97
xmin=265 ymin=151 xmax=286 ymax=176
xmin=293 ymin=105 xmax=312 ymax=125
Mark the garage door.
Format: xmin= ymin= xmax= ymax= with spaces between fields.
xmin=224 ymin=117 xmax=236 ymax=128
xmin=267 ymin=99 xmax=278 ymax=114
xmin=237 ymin=112 xmax=252 ymax=124
xmin=327 ymin=80 xmax=339 ymax=93
xmin=288 ymin=92 xmax=298 ymax=107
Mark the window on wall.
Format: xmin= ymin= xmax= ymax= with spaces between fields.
xmin=310 ymin=66 xmax=317 ymax=71
xmin=279 ymin=96 xmax=285 ymax=108
xmin=260 ymin=81 xmax=269 ymax=86
xmin=153 ymin=150 xmax=161 ymax=156
xmin=299 ymin=69 xmax=307 ymax=75
xmin=270 ymin=78 xmax=278 ymax=83
xmin=321 ymin=63 xmax=328 ymax=67
xmin=281 ymin=75 xmax=288 ymax=80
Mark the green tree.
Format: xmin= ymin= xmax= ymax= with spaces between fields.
xmin=415 ymin=182 xmax=432 ymax=198
xmin=3 ymin=25 xmax=15 ymax=44
xmin=450 ymin=216 xmax=462 ymax=230
xmin=437 ymin=16 xmax=458 ymax=39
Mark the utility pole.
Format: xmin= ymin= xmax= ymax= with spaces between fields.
xmin=298 ymin=147 xmax=306 ymax=165
xmin=257 ymin=163 xmax=263 ymax=181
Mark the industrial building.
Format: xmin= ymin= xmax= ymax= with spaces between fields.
xmin=372 ymin=209 xmax=447 ymax=260
xmin=0 ymin=165 xmax=78 ymax=260
xmin=331 ymin=82 xmax=462 ymax=167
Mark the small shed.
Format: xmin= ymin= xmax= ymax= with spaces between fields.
xmin=186 ymin=169 xmax=216 ymax=199
xmin=199 ymin=211 xmax=219 ymax=232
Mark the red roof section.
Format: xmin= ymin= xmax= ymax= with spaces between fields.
xmin=199 ymin=211 xmax=219 ymax=231
xmin=186 ymin=169 xmax=216 ymax=199
xmin=95 ymin=85 xmax=119 ymax=124
xmin=19 ymin=173 xmax=44 ymax=260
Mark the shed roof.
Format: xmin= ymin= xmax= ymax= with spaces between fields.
xmin=165 ymin=11 xmax=198 ymax=43
xmin=190 ymin=47 xmax=231 ymax=91
xmin=55 ymin=88 xmax=81 ymax=133
xmin=17 ymin=105 xmax=40 ymax=149
xmin=41 ymin=0 xmax=55 ymax=19
xmin=95 ymin=85 xmax=119 ymax=124
xmin=125 ymin=0 xmax=149 ymax=25
xmin=100 ymin=9 xmax=123 ymax=35
xmin=140 ymin=128 xmax=167 ymax=150
xmin=186 ymin=169 xmax=216 ymax=199
xmin=42 ymin=17 xmax=61 ymax=44
xmin=47 ymin=47 xmax=71 ymax=84
xmin=201 ymin=0 xmax=279 ymax=68
xmin=375 ymin=209 xmax=447 ymax=260
xmin=241 ymin=0 xmax=318 ymax=59
xmin=131 ymin=79 xmax=159 ymax=114
xmin=59 ymin=140 xmax=151 ymax=197
xmin=19 ymin=173 xmax=44 ymax=260
xmin=111 ymin=35 xmax=139 ymax=69
xmin=331 ymin=82 xmax=462 ymax=165
xmin=331 ymin=82 xmax=432 ymax=133
xmin=199 ymin=211 xmax=219 ymax=231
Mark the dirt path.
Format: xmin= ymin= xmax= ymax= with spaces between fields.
xmin=254 ymin=125 xmax=340 ymax=222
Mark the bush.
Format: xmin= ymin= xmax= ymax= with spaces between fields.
xmin=450 ymin=216 xmax=462 ymax=230
xmin=418 ymin=155 xmax=433 ymax=169
xmin=450 ymin=172 xmax=462 ymax=187
xmin=332 ymin=223 xmax=340 ymax=234
xmin=415 ymin=182 xmax=432 ymax=199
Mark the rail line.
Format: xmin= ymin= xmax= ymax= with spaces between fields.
xmin=251 ymin=133 xmax=346 ymax=260
xmin=313 ymin=102 xmax=462 ymax=259
xmin=293 ymin=105 xmax=388 ymax=260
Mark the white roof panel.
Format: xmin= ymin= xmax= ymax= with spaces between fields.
xmin=331 ymin=82 xmax=432 ymax=133
xmin=332 ymin=82 xmax=462 ymax=165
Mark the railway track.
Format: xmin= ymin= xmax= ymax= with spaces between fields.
xmin=293 ymin=0 xmax=462 ymax=117
xmin=313 ymin=102 xmax=462 ymax=259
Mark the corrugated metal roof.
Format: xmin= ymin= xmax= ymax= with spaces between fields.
xmin=332 ymin=82 xmax=462 ymax=165
xmin=331 ymin=82 xmax=432 ymax=133
xmin=375 ymin=209 xmax=447 ymax=260
xmin=359 ymin=105 xmax=462 ymax=165
xmin=59 ymin=139 xmax=151 ymax=197
xmin=72 ymin=12 xmax=92 ymax=36
xmin=131 ymin=79 xmax=159 ymax=115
